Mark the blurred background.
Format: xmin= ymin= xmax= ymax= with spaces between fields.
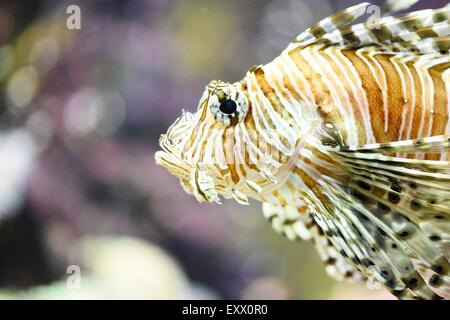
xmin=0 ymin=0 xmax=445 ymax=300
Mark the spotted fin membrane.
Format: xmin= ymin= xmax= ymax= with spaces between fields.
xmin=312 ymin=123 xmax=450 ymax=299
xmin=262 ymin=203 xmax=363 ymax=282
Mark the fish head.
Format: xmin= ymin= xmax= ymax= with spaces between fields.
xmin=155 ymin=80 xmax=252 ymax=205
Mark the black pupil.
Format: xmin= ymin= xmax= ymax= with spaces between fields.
xmin=219 ymin=99 xmax=237 ymax=115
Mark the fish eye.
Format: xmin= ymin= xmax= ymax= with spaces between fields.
xmin=219 ymin=99 xmax=237 ymax=115
xmin=209 ymin=89 xmax=248 ymax=127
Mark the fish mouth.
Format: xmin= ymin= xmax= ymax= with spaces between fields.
xmin=154 ymin=150 xmax=191 ymax=181
xmin=155 ymin=133 xmax=192 ymax=181
xmin=154 ymin=142 xmax=222 ymax=205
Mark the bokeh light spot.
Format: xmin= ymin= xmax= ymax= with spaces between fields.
xmin=28 ymin=36 xmax=60 ymax=74
xmin=6 ymin=66 xmax=39 ymax=109
xmin=0 ymin=45 xmax=14 ymax=80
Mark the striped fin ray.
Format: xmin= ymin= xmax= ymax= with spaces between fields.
xmin=303 ymin=186 xmax=421 ymax=299
xmin=262 ymin=203 xmax=362 ymax=281
xmin=340 ymin=134 xmax=450 ymax=153
xmin=309 ymin=216 xmax=363 ymax=282
xmin=262 ymin=202 xmax=313 ymax=241
xmin=294 ymin=4 xmax=450 ymax=55
xmin=316 ymin=128 xmax=450 ymax=298
xmin=383 ymin=0 xmax=420 ymax=14
xmin=312 ymin=182 xmax=447 ymax=299
xmin=335 ymin=7 xmax=450 ymax=46
xmin=385 ymin=36 xmax=450 ymax=55
xmin=292 ymin=3 xmax=370 ymax=46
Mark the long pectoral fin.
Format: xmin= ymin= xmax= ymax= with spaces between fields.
xmin=314 ymin=133 xmax=450 ymax=299
xmin=262 ymin=203 xmax=362 ymax=282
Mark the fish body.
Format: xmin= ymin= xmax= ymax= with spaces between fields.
xmin=156 ymin=3 xmax=450 ymax=299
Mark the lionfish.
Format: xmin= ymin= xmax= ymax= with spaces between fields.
xmin=155 ymin=2 xmax=450 ymax=299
